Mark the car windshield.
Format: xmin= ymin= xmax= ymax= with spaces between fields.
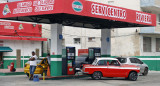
xmin=92 ymin=59 xmax=97 ymax=65
xmin=26 ymin=60 xmax=42 ymax=64
xmin=117 ymin=58 xmax=127 ymax=63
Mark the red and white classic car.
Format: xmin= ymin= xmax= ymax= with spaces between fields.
xmin=82 ymin=58 xmax=140 ymax=81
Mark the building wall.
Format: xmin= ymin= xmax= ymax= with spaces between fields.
xmin=0 ymin=0 xmax=7 ymax=3
xmin=111 ymin=28 xmax=140 ymax=56
xmin=42 ymin=25 xmax=101 ymax=56
xmin=63 ymin=26 xmax=101 ymax=56
xmin=95 ymin=0 xmax=141 ymax=56
xmin=2 ymin=40 xmax=41 ymax=69
xmin=104 ymin=0 xmax=160 ymax=71
xmin=87 ymin=0 xmax=140 ymax=10
xmin=42 ymin=24 xmax=51 ymax=56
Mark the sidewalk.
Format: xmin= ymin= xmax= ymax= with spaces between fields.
xmin=39 ymin=72 xmax=88 ymax=80
xmin=0 ymin=68 xmax=25 ymax=76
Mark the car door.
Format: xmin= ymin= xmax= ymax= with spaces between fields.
xmin=96 ymin=60 xmax=108 ymax=77
xmin=107 ymin=60 xmax=123 ymax=77
xmin=134 ymin=58 xmax=144 ymax=73
xmin=130 ymin=58 xmax=143 ymax=73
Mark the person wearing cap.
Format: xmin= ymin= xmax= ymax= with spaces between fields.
xmin=29 ymin=51 xmax=38 ymax=80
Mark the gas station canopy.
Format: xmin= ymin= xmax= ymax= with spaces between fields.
xmin=0 ymin=0 xmax=156 ymax=29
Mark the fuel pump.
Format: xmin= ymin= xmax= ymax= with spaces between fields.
xmin=88 ymin=47 xmax=101 ymax=64
xmin=62 ymin=47 xmax=76 ymax=75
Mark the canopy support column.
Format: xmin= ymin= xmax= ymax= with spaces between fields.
xmin=50 ymin=23 xmax=63 ymax=76
xmin=101 ymin=29 xmax=111 ymax=57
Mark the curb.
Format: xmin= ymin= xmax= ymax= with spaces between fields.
xmin=0 ymin=72 xmax=25 ymax=76
xmin=39 ymin=75 xmax=89 ymax=80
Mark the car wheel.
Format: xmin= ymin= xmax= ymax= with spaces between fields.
xmin=142 ymin=68 xmax=148 ymax=76
xmin=128 ymin=72 xmax=138 ymax=81
xmin=92 ymin=71 xmax=102 ymax=80
xmin=26 ymin=73 xmax=29 ymax=77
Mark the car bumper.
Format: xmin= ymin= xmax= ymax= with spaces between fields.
xmin=24 ymin=69 xmax=44 ymax=74
xmin=76 ymin=68 xmax=81 ymax=71
xmin=82 ymin=70 xmax=89 ymax=74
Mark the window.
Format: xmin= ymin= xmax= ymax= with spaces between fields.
xmin=97 ymin=60 xmax=120 ymax=66
xmin=130 ymin=58 xmax=136 ymax=63
xmin=109 ymin=60 xmax=120 ymax=66
xmin=74 ymin=38 xmax=80 ymax=44
xmin=143 ymin=37 xmax=151 ymax=52
xmin=88 ymin=37 xmax=95 ymax=42
xmin=97 ymin=60 xmax=107 ymax=66
xmin=0 ymin=41 xmax=3 ymax=46
xmin=158 ymin=14 xmax=160 ymax=25
xmin=117 ymin=58 xmax=127 ymax=63
xmin=108 ymin=1 xmax=114 ymax=5
xmin=156 ymin=38 xmax=160 ymax=52
xmin=135 ymin=58 xmax=143 ymax=64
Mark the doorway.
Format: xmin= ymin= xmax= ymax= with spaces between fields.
xmin=0 ymin=52 xmax=3 ymax=62
xmin=16 ymin=49 xmax=21 ymax=68
xmin=36 ymin=48 xmax=39 ymax=58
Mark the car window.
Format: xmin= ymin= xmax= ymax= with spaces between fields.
xmin=135 ymin=58 xmax=143 ymax=64
xmin=92 ymin=59 xmax=97 ymax=65
xmin=109 ymin=60 xmax=120 ymax=66
xmin=130 ymin=58 xmax=137 ymax=63
xmin=41 ymin=59 xmax=47 ymax=64
xmin=117 ymin=58 xmax=127 ymax=63
xmin=97 ymin=60 xmax=107 ymax=66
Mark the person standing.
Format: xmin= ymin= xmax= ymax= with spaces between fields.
xmin=46 ymin=53 xmax=50 ymax=67
xmin=29 ymin=51 xmax=38 ymax=80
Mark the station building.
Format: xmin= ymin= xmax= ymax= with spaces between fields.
xmin=42 ymin=0 xmax=160 ymax=71
xmin=0 ymin=20 xmax=47 ymax=69
xmin=0 ymin=0 xmax=158 ymax=76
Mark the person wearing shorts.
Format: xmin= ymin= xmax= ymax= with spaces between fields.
xmin=29 ymin=51 xmax=38 ymax=80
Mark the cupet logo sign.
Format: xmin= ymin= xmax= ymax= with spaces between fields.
xmin=19 ymin=24 xmax=24 ymax=30
xmin=3 ymin=4 xmax=11 ymax=16
xmin=72 ymin=1 xmax=83 ymax=12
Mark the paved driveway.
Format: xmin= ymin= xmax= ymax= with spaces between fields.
xmin=0 ymin=71 xmax=160 ymax=86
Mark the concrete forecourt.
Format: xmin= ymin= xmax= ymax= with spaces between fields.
xmin=0 ymin=71 xmax=160 ymax=86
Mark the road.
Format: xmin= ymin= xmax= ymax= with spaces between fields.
xmin=0 ymin=71 xmax=160 ymax=86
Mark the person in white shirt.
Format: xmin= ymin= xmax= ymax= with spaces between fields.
xmin=29 ymin=51 xmax=38 ymax=80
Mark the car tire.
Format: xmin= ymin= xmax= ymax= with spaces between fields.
xmin=26 ymin=73 xmax=29 ymax=77
xmin=142 ymin=67 xmax=148 ymax=76
xmin=128 ymin=72 xmax=138 ymax=81
xmin=91 ymin=71 xmax=102 ymax=80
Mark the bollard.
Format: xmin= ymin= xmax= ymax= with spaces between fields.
xmin=43 ymin=66 xmax=45 ymax=80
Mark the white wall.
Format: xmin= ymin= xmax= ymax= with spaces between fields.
xmin=63 ymin=26 xmax=101 ymax=49
xmin=111 ymin=28 xmax=140 ymax=56
xmin=87 ymin=0 xmax=140 ymax=10
xmin=42 ymin=24 xmax=51 ymax=54
xmin=2 ymin=40 xmax=42 ymax=57
xmin=0 ymin=0 xmax=7 ymax=3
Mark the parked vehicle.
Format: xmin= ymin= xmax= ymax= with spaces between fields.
xmin=116 ymin=57 xmax=148 ymax=76
xmin=82 ymin=58 xmax=140 ymax=81
xmin=24 ymin=58 xmax=48 ymax=77
xmin=75 ymin=55 xmax=89 ymax=72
